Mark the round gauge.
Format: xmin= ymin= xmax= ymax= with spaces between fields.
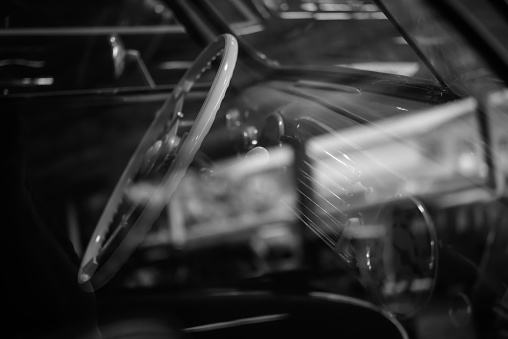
xmin=357 ymin=197 xmax=438 ymax=319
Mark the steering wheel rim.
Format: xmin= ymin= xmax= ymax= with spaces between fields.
xmin=78 ymin=34 xmax=238 ymax=291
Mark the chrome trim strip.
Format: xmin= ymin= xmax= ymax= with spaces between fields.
xmin=0 ymin=25 xmax=184 ymax=36
xmin=183 ymin=314 xmax=288 ymax=333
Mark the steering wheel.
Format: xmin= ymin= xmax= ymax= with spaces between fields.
xmin=78 ymin=34 xmax=238 ymax=290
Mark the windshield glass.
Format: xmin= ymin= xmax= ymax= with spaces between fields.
xmin=377 ymin=0 xmax=505 ymax=97
xmin=0 ymin=0 xmax=203 ymax=94
xmin=206 ymin=0 xmax=439 ymax=83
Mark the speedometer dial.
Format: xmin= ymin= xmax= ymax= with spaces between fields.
xmin=358 ymin=197 xmax=438 ymax=319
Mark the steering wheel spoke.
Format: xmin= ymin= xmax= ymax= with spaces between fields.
xmin=79 ymin=34 xmax=238 ymax=290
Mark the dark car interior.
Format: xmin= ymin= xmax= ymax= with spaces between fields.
xmin=5 ymin=0 xmax=508 ymax=339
